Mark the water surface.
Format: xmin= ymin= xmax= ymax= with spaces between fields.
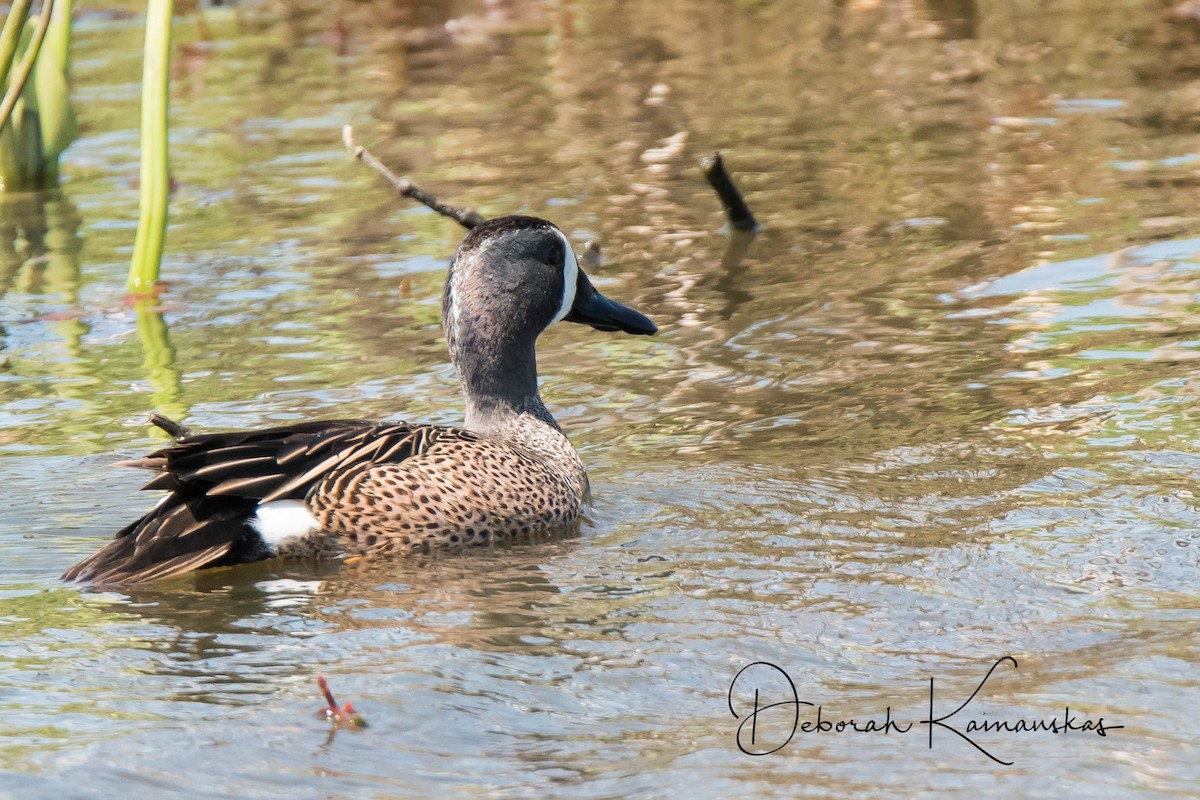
xmin=2 ymin=0 xmax=1199 ymax=796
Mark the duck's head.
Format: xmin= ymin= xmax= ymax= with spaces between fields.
xmin=441 ymin=215 xmax=655 ymax=417
xmin=443 ymin=215 xmax=655 ymax=366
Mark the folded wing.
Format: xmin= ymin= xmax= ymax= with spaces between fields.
xmin=63 ymin=420 xmax=477 ymax=583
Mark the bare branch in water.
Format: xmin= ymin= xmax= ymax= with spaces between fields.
xmin=149 ymin=413 xmax=191 ymax=439
xmin=342 ymin=125 xmax=487 ymax=230
xmin=702 ymin=152 xmax=759 ymax=232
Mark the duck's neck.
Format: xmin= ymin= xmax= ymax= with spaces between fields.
xmin=447 ymin=326 xmax=587 ymax=498
xmin=451 ymin=335 xmax=542 ymax=430
xmin=464 ymin=388 xmax=560 ymax=438
xmin=444 ymin=299 xmax=583 ymax=485
xmin=460 ymin=365 xmax=585 ymax=488
xmin=445 ymin=328 xmax=555 ymax=431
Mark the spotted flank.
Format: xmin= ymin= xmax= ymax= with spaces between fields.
xmin=63 ymin=216 xmax=657 ymax=584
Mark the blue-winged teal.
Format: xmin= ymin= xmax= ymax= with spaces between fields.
xmin=63 ymin=216 xmax=656 ymax=583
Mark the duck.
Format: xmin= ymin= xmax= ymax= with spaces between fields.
xmin=63 ymin=215 xmax=657 ymax=583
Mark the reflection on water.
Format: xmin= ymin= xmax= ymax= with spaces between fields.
xmin=2 ymin=0 xmax=1200 ymax=796
xmin=133 ymin=298 xmax=185 ymax=427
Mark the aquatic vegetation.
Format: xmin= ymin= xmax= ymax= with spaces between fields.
xmin=317 ymin=674 xmax=366 ymax=729
xmin=0 ymin=0 xmax=76 ymax=191
xmin=127 ymin=0 xmax=173 ymax=294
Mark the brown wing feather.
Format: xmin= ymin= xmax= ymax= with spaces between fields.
xmin=63 ymin=419 xmax=480 ymax=584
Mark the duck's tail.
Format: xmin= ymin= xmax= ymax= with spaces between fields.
xmin=60 ymin=493 xmax=267 ymax=583
xmin=62 ymin=418 xmax=433 ymax=584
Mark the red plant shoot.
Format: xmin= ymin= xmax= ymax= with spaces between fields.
xmin=317 ymin=673 xmax=366 ymax=729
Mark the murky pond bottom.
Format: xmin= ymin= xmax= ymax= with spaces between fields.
xmin=2 ymin=1 xmax=1200 ymax=796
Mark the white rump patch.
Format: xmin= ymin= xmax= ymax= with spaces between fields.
xmin=251 ymin=500 xmax=320 ymax=551
xmin=550 ymin=229 xmax=579 ymax=324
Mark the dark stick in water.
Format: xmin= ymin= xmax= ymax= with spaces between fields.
xmin=342 ymin=125 xmax=487 ymax=230
xmin=149 ymin=413 xmax=191 ymax=439
xmin=702 ymin=152 xmax=759 ymax=232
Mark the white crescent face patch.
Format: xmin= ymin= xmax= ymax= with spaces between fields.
xmin=550 ymin=229 xmax=579 ymax=325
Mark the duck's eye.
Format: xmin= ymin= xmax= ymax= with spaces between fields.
xmin=541 ymin=239 xmax=564 ymax=267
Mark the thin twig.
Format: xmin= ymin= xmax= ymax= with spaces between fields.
xmin=149 ymin=412 xmax=191 ymax=439
xmin=0 ymin=0 xmax=55 ymax=134
xmin=701 ymin=152 xmax=759 ymax=232
xmin=342 ymin=125 xmax=486 ymax=230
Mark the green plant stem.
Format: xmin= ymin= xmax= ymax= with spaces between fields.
xmin=0 ymin=0 xmax=34 ymax=90
xmin=0 ymin=0 xmax=53 ymax=134
xmin=127 ymin=0 xmax=172 ymax=294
